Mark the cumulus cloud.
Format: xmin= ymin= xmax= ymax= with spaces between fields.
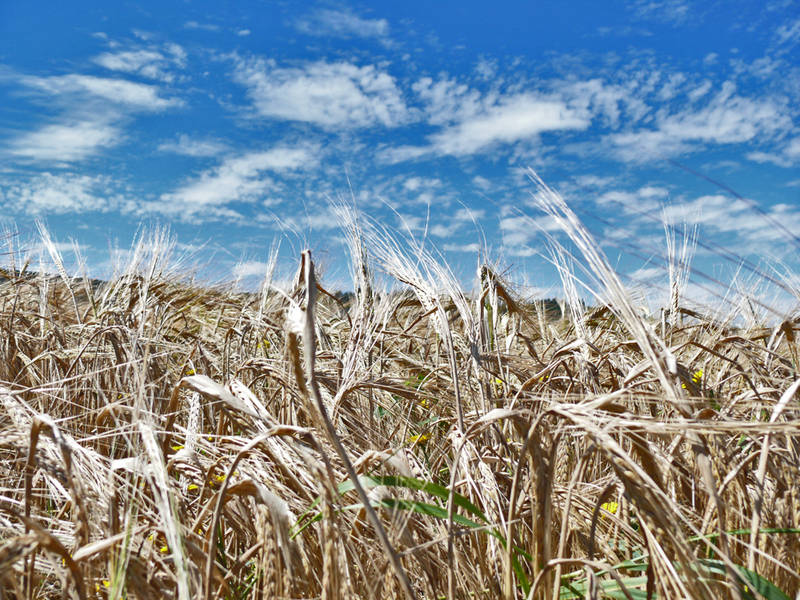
xmin=184 ymin=21 xmax=219 ymax=32
xmin=429 ymin=207 xmax=484 ymax=238
xmin=659 ymin=194 xmax=800 ymax=248
xmin=295 ymin=8 xmax=389 ymax=41
xmin=22 ymin=74 xmax=181 ymax=110
xmin=382 ymin=81 xmax=590 ymax=161
xmin=775 ymin=18 xmax=800 ymax=46
xmin=429 ymin=96 xmax=589 ymax=155
xmin=605 ymin=83 xmax=791 ymax=162
xmin=157 ymin=134 xmax=228 ymax=157
xmin=151 ymin=147 xmax=316 ymax=220
xmin=1 ymin=173 xmax=117 ymax=214
xmin=597 ymin=185 xmax=669 ymax=214
xmin=9 ymin=120 xmax=121 ymax=163
xmin=92 ymin=43 xmax=186 ymax=82
xmin=443 ymin=242 xmax=481 ymax=252
xmin=629 ymin=0 xmax=692 ymax=24
xmin=232 ymin=58 xmax=409 ymax=129
xmin=233 ymin=260 xmax=270 ymax=279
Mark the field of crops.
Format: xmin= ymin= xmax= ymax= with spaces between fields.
xmin=1 ymin=184 xmax=798 ymax=599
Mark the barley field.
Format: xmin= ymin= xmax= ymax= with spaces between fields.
xmin=1 ymin=180 xmax=798 ymax=599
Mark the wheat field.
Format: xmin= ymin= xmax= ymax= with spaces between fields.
xmin=1 ymin=179 xmax=799 ymax=599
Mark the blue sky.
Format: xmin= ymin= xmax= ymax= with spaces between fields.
xmin=1 ymin=1 xmax=799 ymax=306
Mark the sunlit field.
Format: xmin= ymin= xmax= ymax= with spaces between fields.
xmin=1 ymin=178 xmax=799 ymax=600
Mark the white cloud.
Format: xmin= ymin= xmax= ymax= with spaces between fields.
xmin=443 ymin=242 xmax=480 ymax=252
xmin=629 ymin=266 xmax=664 ymax=283
xmin=554 ymin=78 xmax=650 ymax=129
xmin=385 ymin=91 xmax=589 ymax=160
xmin=23 ymin=74 xmax=181 ymax=110
xmin=403 ymin=176 xmax=440 ymax=192
xmin=573 ymin=174 xmax=617 ymax=189
xmin=747 ymin=151 xmax=793 ymax=167
xmin=158 ymin=134 xmax=227 ymax=157
xmin=9 ymin=119 xmax=120 ymax=162
xmin=500 ymin=214 xmax=561 ymax=251
xmin=411 ymin=76 xmax=485 ymax=125
xmin=747 ymin=137 xmax=800 ymax=167
xmin=429 ymin=207 xmax=484 ymax=237
xmin=596 ymin=185 xmax=669 ymax=216
xmin=472 ymin=176 xmax=491 ymax=191
xmin=660 ymin=195 xmax=800 ymax=248
xmin=152 ymin=147 xmax=316 ymax=219
xmin=431 ymin=96 xmax=589 ymax=155
xmin=687 ymin=80 xmax=712 ymax=102
xmin=236 ymin=29 xmax=251 ymax=37
xmin=232 ymin=58 xmax=409 ymax=129
xmin=656 ymin=72 xmax=687 ymax=101
xmin=775 ymin=18 xmax=800 ymax=46
xmin=378 ymin=145 xmax=430 ymax=163
xmin=233 ymin=260 xmax=270 ymax=279
xmin=94 ymin=49 xmax=163 ymax=72
xmin=184 ymin=21 xmax=220 ymax=32
xmin=606 ymin=83 xmax=791 ymax=162
xmin=1 ymin=173 xmax=116 ymax=214
xmin=93 ymin=44 xmax=186 ymax=82
xmin=296 ymin=8 xmax=389 ymax=40
xmin=630 ymin=0 xmax=691 ymax=24
xmin=379 ymin=77 xmax=594 ymax=161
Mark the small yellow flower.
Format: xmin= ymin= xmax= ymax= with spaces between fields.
xmin=418 ymin=398 xmax=430 ymax=409
xmin=186 ymin=368 xmax=195 ymax=375
xmin=682 ymin=369 xmax=703 ymax=389
xmin=187 ymin=484 xmax=199 ymax=491
xmin=601 ymin=501 xmax=618 ymax=515
xmin=408 ymin=433 xmax=430 ymax=445
xmin=160 ymin=545 xmax=169 ymax=553
xmin=171 ymin=444 xmax=184 ymax=451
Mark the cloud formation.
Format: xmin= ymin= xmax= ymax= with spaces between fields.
xmin=9 ymin=120 xmax=121 ymax=163
xmin=232 ymin=58 xmax=409 ymax=129
xmin=22 ymin=74 xmax=181 ymax=110
xmin=93 ymin=43 xmax=186 ymax=82
xmin=295 ymin=8 xmax=389 ymax=41
xmin=382 ymin=79 xmax=591 ymax=161
xmin=605 ymin=83 xmax=791 ymax=162
xmin=1 ymin=173 xmax=117 ymax=214
xmin=157 ymin=134 xmax=228 ymax=157
xmin=152 ymin=147 xmax=317 ymax=220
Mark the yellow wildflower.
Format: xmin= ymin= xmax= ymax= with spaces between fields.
xmin=601 ymin=501 xmax=618 ymax=515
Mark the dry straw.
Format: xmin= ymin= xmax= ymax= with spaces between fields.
xmin=0 ymin=181 xmax=799 ymax=599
